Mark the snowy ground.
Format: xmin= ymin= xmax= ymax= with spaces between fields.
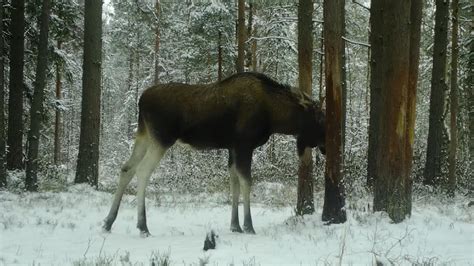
xmin=0 ymin=183 xmax=473 ymax=265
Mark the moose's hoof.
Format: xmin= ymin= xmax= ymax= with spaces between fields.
xmin=102 ymin=222 xmax=112 ymax=233
xmin=230 ymin=224 xmax=243 ymax=233
xmin=243 ymin=225 xmax=256 ymax=234
xmin=139 ymin=230 xmax=151 ymax=238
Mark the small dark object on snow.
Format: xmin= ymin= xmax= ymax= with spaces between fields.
xmin=468 ymin=201 xmax=474 ymax=207
xmin=203 ymin=230 xmax=217 ymax=251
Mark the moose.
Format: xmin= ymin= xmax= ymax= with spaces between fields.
xmin=103 ymin=72 xmax=326 ymax=236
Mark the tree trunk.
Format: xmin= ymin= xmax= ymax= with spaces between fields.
xmin=153 ymin=0 xmax=160 ymax=85
xmin=75 ymin=0 xmax=103 ymax=187
xmin=25 ymin=0 xmax=51 ymax=192
xmin=341 ymin=6 xmax=347 ymax=151
xmin=407 ymin=0 xmax=423 ymax=182
xmin=322 ymin=0 xmax=346 ymax=224
xmin=366 ymin=0 xmax=383 ymax=188
xmin=424 ymin=0 xmax=450 ymax=186
xmin=296 ymin=0 xmax=314 ymax=216
xmin=448 ymin=0 xmax=459 ymax=196
xmin=246 ymin=1 xmax=253 ymax=69
xmin=251 ymin=9 xmax=257 ymax=72
xmin=371 ymin=0 xmax=420 ymax=223
xmin=0 ymin=0 xmax=6 ymax=188
xmin=468 ymin=5 xmax=474 ymax=186
xmin=135 ymin=31 xmax=140 ymax=132
xmin=236 ymin=0 xmax=245 ymax=73
xmin=7 ymin=0 xmax=25 ymax=170
xmin=218 ymin=29 xmax=223 ymax=81
xmin=54 ymin=40 xmax=62 ymax=165
xmin=319 ymin=27 xmax=324 ymax=103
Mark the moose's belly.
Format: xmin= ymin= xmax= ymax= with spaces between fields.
xmin=178 ymin=123 xmax=235 ymax=150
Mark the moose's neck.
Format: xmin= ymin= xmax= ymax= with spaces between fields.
xmin=268 ymin=99 xmax=304 ymax=136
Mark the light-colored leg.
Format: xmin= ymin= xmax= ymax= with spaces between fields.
xmin=234 ymin=148 xmax=255 ymax=234
xmin=229 ymin=164 xmax=243 ymax=233
xmin=238 ymin=173 xmax=255 ymax=234
xmin=103 ymin=135 xmax=148 ymax=232
xmin=136 ymin=144 xmax=166 ymax=237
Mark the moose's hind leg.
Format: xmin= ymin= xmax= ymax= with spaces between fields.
xmin=135 ymin=143 xmax=166 ymax=237
xmin=103 ymin=135 xmax=148 ymax=232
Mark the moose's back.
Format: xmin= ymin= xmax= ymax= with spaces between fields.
xmin=138 ymin=78 xmax=271 ymax=150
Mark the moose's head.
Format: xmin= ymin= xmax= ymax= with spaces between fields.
xmin=296 ymin=100 xmax=326 ymax=156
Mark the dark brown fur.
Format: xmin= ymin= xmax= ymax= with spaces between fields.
xmin=139 ymin=72 xmax=325 ymax=153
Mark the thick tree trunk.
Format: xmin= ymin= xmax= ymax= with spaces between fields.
xmin=296 ymin=0 xmax=314 ymax=216
xmin=407 ymin=0 xmax=422 ymax=182
xmin=236 ymin=0 xmax=245 ymax=73
xmin=448 ymin=0 xmax=459 ymax=196
xmin=75 ymin=0 xmax=103 ymax=187
xmin=341 ymin=6 xmax=347 ymax=151
xmin=322 ymin=0 xmax=346 ymax=224
xmin=7 ymin=0 xmax=25 ymax=170
xmin=367 ymin=0 xmax=383 ymax=188
xmin=372 ymin=0 xmax=420 ymax=223
xmin=0 ymin=0 xmax=6 ymax=188
xmin=154 ymin=0 xmax=160 ymax=85
xmin=54 ymin=41 xmax=62 ymax=165
xmin=25 ymin=0 xmax=51 ymax=192
xmin=424 ymin=0 xmax=450 ymax=186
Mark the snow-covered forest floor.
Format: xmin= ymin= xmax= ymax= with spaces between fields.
xmin=0 ymin=182 xmax=472 ymax=265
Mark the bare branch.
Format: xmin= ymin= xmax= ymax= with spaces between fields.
xmin=246 ymin=36 xmax=295 ymax=43
xmin=343 ymin=36 xmax=371 ymax=48
xmin=352 ymin=0 xmax=370 ymax=11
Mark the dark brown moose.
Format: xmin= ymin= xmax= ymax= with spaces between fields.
xmin=103 ymin=72 xmax=325 ymax=236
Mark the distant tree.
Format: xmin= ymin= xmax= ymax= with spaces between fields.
xmin=249 ymin=3 xmax=257 ymax=72
xmin=75 ymin=0 xmax=103 ymax=187
xmin=7 ymin=0 xmax=25 ymax=170
xmin=25 ymin=0 xmax=51 ymax=192
xmin=54 ymin=40 xmax=62 ymax=165
xmin=218 ymin=26 xmax=223 ymax=81
xmin=322 ymin=0 xmax=346 ymax=224
xmin=448 ymin=0 xmax=459 ymax=196
xmin=468 ymin=4 xmax=474 ymax=179
xmin=424 ymin=0 xmax=450 ymax=186
xmin=371 ymin=0 xmax=422 ymax=223
xmin=236 ymin=0 xmax=245 ymax=73
xmin=296 ymin=0 xmax=314 ymax=216
xmin=50 ymin=0 xmax=82 ymax=166
xmin=154 ymin=0 xmax=160 ymax=85
xmin=0 ymin=0 xmax=6 ymax=188
xmin=246 ymin=1 xmax=254 ymax=69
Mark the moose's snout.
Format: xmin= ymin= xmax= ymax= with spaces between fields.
xmin=319 ymin=144 xmax=326 ymax=155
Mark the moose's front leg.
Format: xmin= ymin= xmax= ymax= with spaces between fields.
xmin=235 ymin=148 xmax=255 ymax=234
xmin=135 ymin=145 xmax=165 ymax=237
xmin=239 ymin=175 xmax=255 ymax=234
xmin=230 ymin=167 xmax=243 ymax=233
xmin=228 ymin=151 xmax=243 ymax=232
